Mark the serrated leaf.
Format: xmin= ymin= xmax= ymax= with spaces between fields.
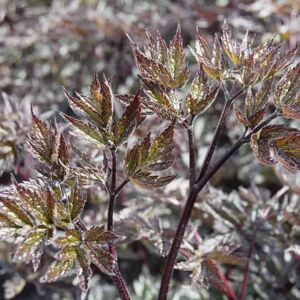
xmin=84 ymin=225 xmax=117 ymax=243
xmin=28 ymin=108 xmax=56 ymax=166
xmin=273 ymin=132 xmax=300 ymax=171
xmin=14 ymin=226 xmax=48 ymax=271
xmin=75 ymin=247 xmax=91 ymax=294
xmin=116 ymin=94 xmax=153 ymax=115
xmin=28 ymin=109 xmax=68 ymax=179
xmin=112 ymin=90 xmax=141 ymax=145
xmin=131 ymin=173 xmax=176 ymax=189
xmin=274 ymin=63 xmax=300 ymax=108
xmin=221 ymin=21 xmax=296 ymax=85
xmin=68 ymin=183 xmax=86 ymax=220
xmin=186 ymin=69 xmax=219 ymax=117
xmin=147 ymin=124 xmax=174 ymax=163
xmin=132 ymin=42 xmax=176 ymax=89
xmin=235 ymin=81 xmax=272 ymax=128
xmin=192 ymin=30 xmax=225 ymax=81
xmin=65 ymin=74 xmax=113 ymax=130
xmin=125 ymin=124 xmax=175 ymax=189
xmin=221 ymin=21 xmax=242 ymax=65
xmin=61 ymin=113 xmax=109 ymax=146
xmin=64 ymin=90 xmax=105 ymax=128
xmin=142 ymin=78 xmax=176 ymax=109
xmin=86 ymin=245 xmax=114 ymax=275
xmin=167 ymin=24 xmax=189 ymax=87
xmin=41 ymin=246 xmax=77 ymax=283
xmin=15 ymin=183 xmax=53 ymax=225
xmin=0 ymin=196 xmax=33 ymax=228
xmin=130 ymin=26 xmax=188 ymax=90
xmin=90 ymin=74 xmax=113 ymax=128
xmin=54 ymin=229 xmax=81 ymax=248
xmin=57 ymin=133 xmax=69 ymax=168
xmin=250 ymin=125 xmax=300 ymax=167
xmin=124 ymin=143 xmax=140 ymax=177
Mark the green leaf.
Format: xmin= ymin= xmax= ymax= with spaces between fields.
xmin=131 ymin=41 xmax=176 ymax=89
xmin=90 ymin=74 xmax=113 ymax=128
xmin=64 ymin=89 xmax=105 ymax=128
xmin=130 ymin=26 xmax=188 ymax=89
xmin=235 ymin=81 xmax=272 ymax=128
xmin=221 ymin=21 xmax=296 ymax=86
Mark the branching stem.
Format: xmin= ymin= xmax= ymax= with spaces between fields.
xmin=197 ymin=88 xmax=244 ymax=182
xmin=115 ymin=178 xmax=130 ymax=196
xmin=158 ymin=111 xmax=278 ymax=300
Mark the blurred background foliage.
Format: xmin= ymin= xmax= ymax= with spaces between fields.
xmin=0 ymin=0 xmax=300 ymax=299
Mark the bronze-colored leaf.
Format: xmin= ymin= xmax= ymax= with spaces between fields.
xmin=274 ymin=63 xmax=300 ymax=108
xmin=53 ymin=229 xmax=81 ymax=248
xmin=167 ymin=24 xmax=189 ymax=87
xmin=112 ymin=90 xmax=141 ymax=145
xmin=75 ymin=247 xmax=91 ymax=294
xmin=28 ymin=109 xmax=68 ymax=179
xmin=125 ymin=123 xmax=175 ymax=189
xmin=86 ymin=245 xmax=114 ymax=275
xmin=250 ymin=125 xmax=300 ymax=169
xmin=40 ymin=246 xmax=77 ymax=283
xmin=206 ymin=251 xmax=247 ymax=267
xmin=61 ymin=113 xmax=109 ymax=146
xmin=131 ymin=173 xmax=177 ymax=189
xmin=15 ymin=183 xmax=53 ymax=225
xmin=68 ymin=184 xmax=86 ymax=220
xmin=85 ymin=225 xmax=117 ymax=243
xmin=186 ymin=69 xmax=219 ymax=117
xmin=192 ymin=30 xmax=225 ymax=81
xmin=272 ymin=132 xmax=300 ymax=171
xmin=0 ymin=196 xmax=33 ymax=229
xmin=13 ymin=226 xmax=48 ymax=271
xmin=147 ymin=124 xmax=174 ymax=163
